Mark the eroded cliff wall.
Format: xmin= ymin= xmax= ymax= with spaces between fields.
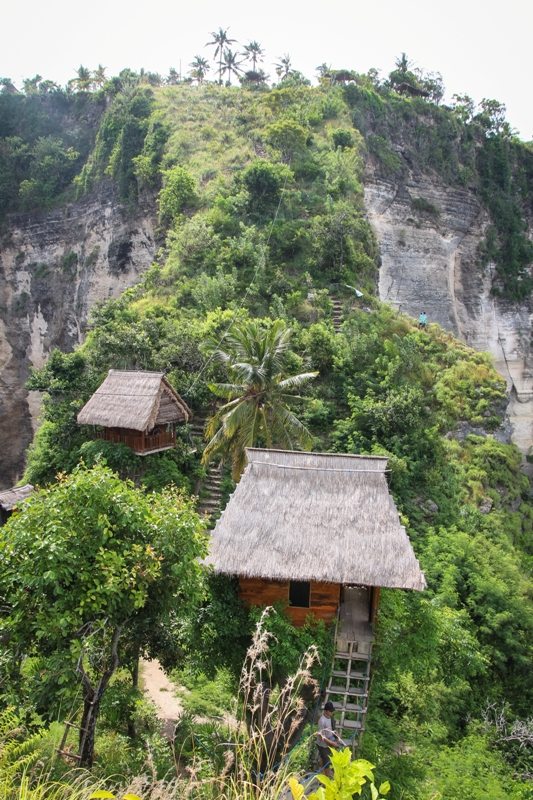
xmin=364 ymin=168 xmax=533 ymax=459
xmin=1 ymin=171 xmax=531 ymax=489
xmin=0 ymin=186 xmax=156 ymax=488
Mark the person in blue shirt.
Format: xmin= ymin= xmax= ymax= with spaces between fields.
xmin=418 ymin=311 xmax=428 ymax=329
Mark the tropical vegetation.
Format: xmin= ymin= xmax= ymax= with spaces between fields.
xmin=0 ymin=42 xmax=532 ymax=799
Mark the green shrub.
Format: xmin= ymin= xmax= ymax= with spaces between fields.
xmin=172 ymin=667 xmax=236 ymax=717
xmin=331 ymin=128 xmax=354 ymax=149
xmin=158 ymin=165 xmax=196 ymax=226
xmin=411 ymin=196 xmax=440 ymax=216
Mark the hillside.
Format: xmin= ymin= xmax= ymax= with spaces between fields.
xmin=0 ymin=72 xmax=532 ymax=797
xmin=0 ymin=77 xmax=531 ymax=487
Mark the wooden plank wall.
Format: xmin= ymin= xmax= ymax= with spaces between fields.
xmin=239 ymin=578 xmax=340 ymax=627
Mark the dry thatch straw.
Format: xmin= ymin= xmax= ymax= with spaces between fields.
xmin=207 ymin=449 xmax=426 ymax=591
xmin=0 ymin=484 xmax=33 ymax=512
xmin=77 ymin=370 xmax=191 ymax=432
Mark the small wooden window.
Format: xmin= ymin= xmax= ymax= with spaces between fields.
xmin=289 ymin=581 xmax=311 ymax=608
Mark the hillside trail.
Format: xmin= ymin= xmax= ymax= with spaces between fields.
xmin=140 ymin=658 xmax=184 ymax=739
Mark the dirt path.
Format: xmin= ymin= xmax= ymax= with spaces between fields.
xmin=140 ymin=658 xmax=184 ymax=739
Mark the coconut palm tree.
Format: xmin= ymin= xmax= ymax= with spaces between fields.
xmin=275 ymin=54 xmax=292 ymax=80
xmin=189 ymin=55 xmax=210 ymax=85
xmin=70 ymin=65 xmax=92 ymax=92
xmin=242 ymin=40 xmax=264 ymax=71
xmin=92 ymin=64 xmax=106 ymax=88
xmin=221 ymin=48 xmax=243 ymax=86
xmin=202 ymin=320 xmax=318 ymax=480
xmin=206 ymin=27 xmax=236 ymax=84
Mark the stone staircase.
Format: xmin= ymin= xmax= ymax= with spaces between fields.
xmin=190 ymin=412 xmax=225 ymax=522
xmin=330 ymin=296 xmax=344 ymax=333
xmin=197 ymin=461 xmax=224 ymax=520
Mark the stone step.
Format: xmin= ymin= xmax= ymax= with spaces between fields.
xmin=199 ymin=500 xmax=221 ymax=509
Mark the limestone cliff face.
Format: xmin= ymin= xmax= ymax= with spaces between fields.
xmin=1 ymin=169 xmax=531 ymax=489
xmin=364 ymin=167 xmax=533 ymax=460
xmin=0 ymin=185 xmax=157 ymax=488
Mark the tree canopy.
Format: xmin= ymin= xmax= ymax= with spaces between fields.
xmin=0 ymin=463 xmax=207 ymax=766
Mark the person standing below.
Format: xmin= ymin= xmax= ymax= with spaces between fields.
xmin=418 ymin=311 xmax=428 ymax=329
xmin=317 ymin=700 xmax=342 ymax=776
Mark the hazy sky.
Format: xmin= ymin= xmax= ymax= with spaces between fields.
xmin=4 ymin=0 xmax=532 ymax=138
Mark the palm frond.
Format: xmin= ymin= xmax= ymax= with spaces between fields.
xmin=207 ymin=382 xmax=246 ymax=400
xmin=277 ymin=371 xmax=319 ymax=391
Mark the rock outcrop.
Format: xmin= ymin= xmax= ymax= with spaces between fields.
xmin=0 ymin=186 xmax=157 ymax=488
xmin=364 ymin=170 xmax=533 ymax=462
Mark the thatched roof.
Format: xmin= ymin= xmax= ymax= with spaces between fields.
xmin=207 ymin=449 xmax=426 ymax=591
xmin=77 ymin=370 xmax=191 ymax=432
xmin=0 ymin=484 xmax=34 ymax=511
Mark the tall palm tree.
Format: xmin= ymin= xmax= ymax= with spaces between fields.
xmin=395 ymin=52 xmax=411 ymax=75
xmin=221 ymin=49 xmax=243 ymax=86
xmin=275 ymin=54 xmax=292 ymax=80
xmin=72 ymin=65 xmax=92 ymax=92
xmin=189 ymin=55 xmax=210 ymax=85
xmin=242 ymin=40 xmax=264 ymax=71
xmin=206 ymin=27 xmax=236 ymax=84
xmin=92 ymin=64 xmax=107 ymax=88
xmin=202 ymin=320 xmax=318 ymax=480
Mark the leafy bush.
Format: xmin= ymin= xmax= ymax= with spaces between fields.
xmin=241 ymin=159 xmax=293 ymax=212
xmin=249 ymin=605 xmax=335 ymax=685
xmin=331 ymin=128 xmax=354 ymax=149
xmin=158 ymin=164 xmax=196 ymax=225
xmin=172 ymin=667 xmax=236 ymax=717
xmin=410 ymin=196 xmax=440 ymax=216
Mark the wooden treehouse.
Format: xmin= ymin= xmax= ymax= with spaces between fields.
xmin=207 ymin=448 xmax=426 ymax=743
xmin=77 ymin=370 xmax=191 ymax=456
xmin=0 ymin=484 xmax=33 ymax=526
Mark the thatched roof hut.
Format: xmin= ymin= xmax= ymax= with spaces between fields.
xmin=0 ymin=484 xmax=34 ymax=512
xmin=78 ymin=370 xmax=191 ymax=431
xmin=0 ymin=484 xmax=33 ymax=524
xmin=207 ymin=448 xmax=426 ymax=591
xmin=77 ymin=370 xmax=191 ymax=455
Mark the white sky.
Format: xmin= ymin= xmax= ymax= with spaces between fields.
xmin=4 ymin=0 xmax=532 ymax=139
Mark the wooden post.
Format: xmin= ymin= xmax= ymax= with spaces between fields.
xmin=370 ymin=587 xmax=381 ymax=625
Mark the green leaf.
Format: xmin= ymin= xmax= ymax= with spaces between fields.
xmin=90 ymin=792 xmax=115 ymax=799
xmin=379 ymin=781 xmax=391 ymax=796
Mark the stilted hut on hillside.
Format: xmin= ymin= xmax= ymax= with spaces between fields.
xmin=207 ymin=448 xmax=426 ymax=742
xmin=0 ymin=484 xmax=33 ymax=526
xmin=77 ymin=370 xmax=191 ymax=456
xmin=207 ymin=448 xmax=425 ymax=628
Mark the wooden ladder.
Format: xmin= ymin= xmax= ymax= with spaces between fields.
xmin=325 ymin=640 xmax=372 ymax=746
